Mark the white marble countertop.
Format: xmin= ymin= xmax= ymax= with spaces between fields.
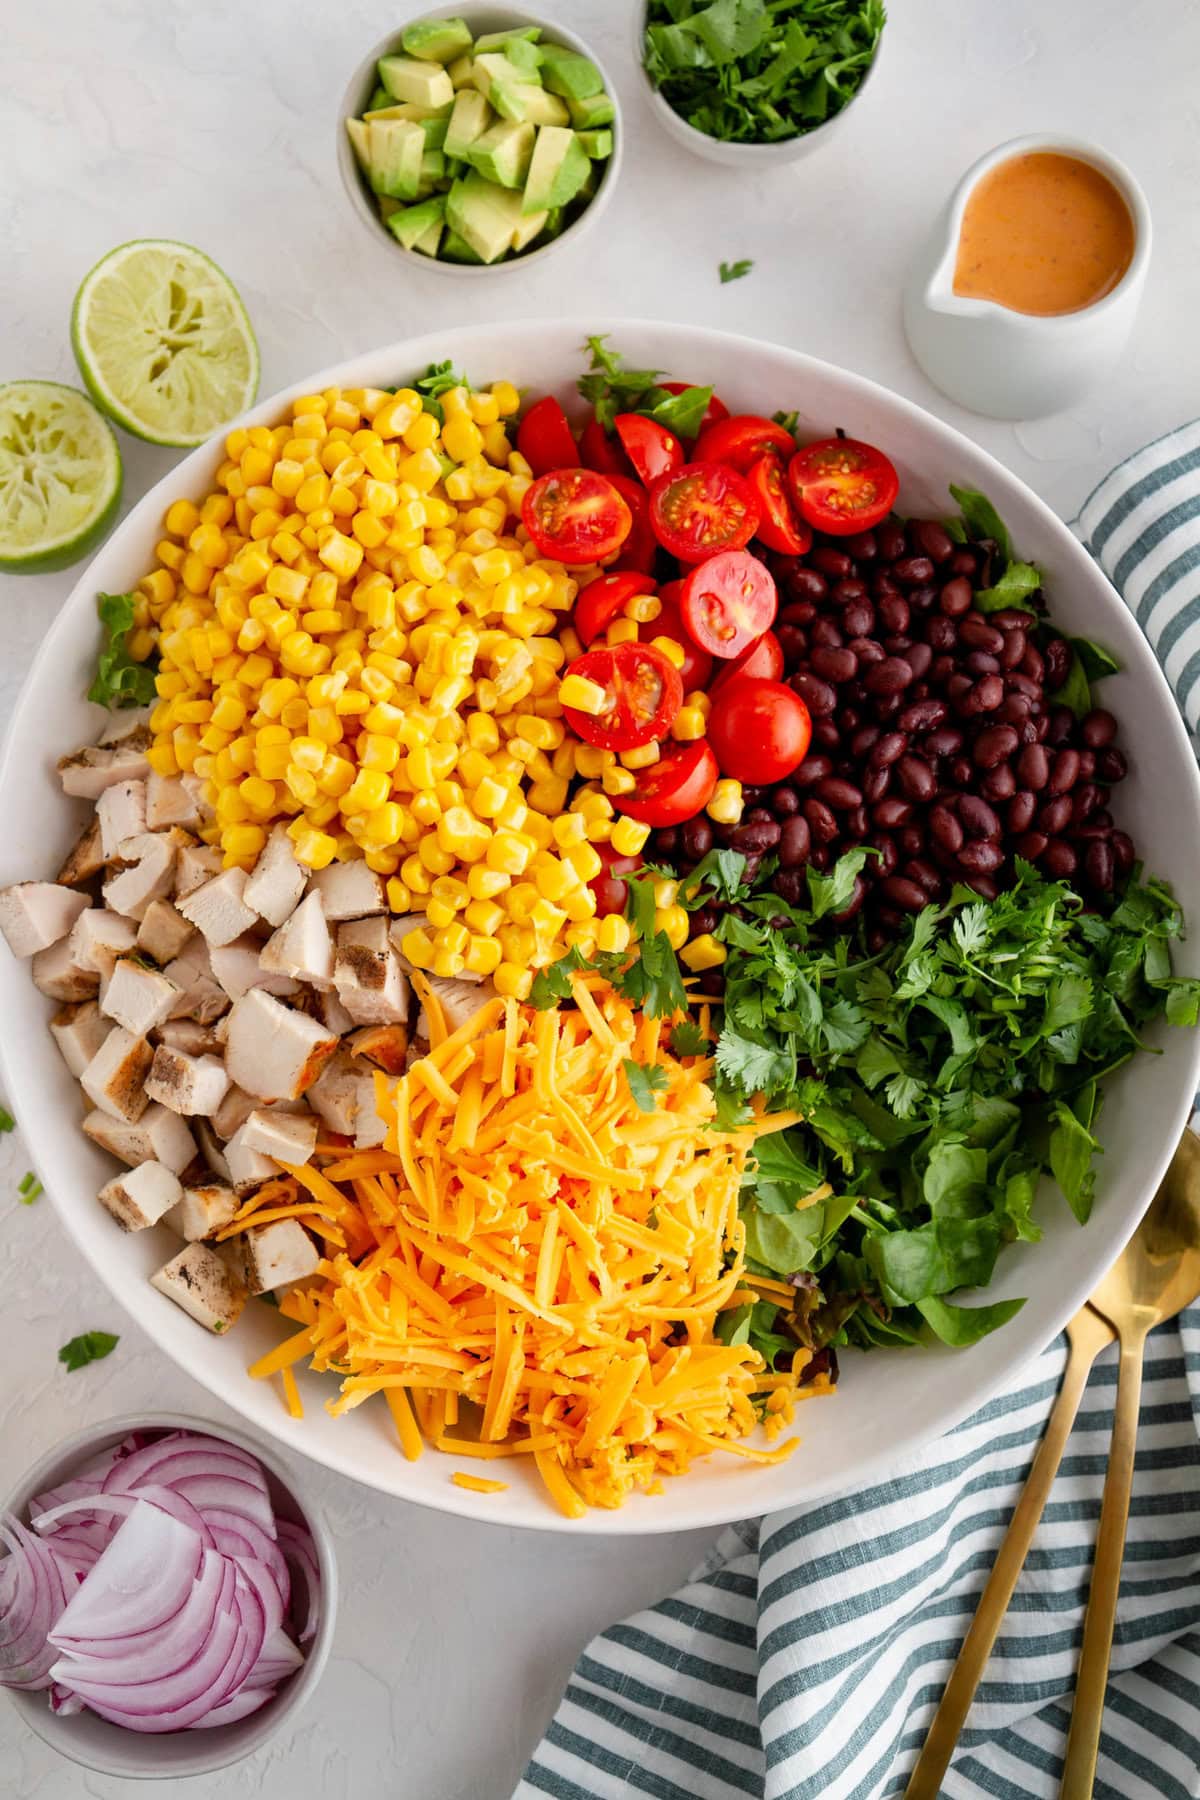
xmin=3 ymin=1 xmax=1199 ymax=1794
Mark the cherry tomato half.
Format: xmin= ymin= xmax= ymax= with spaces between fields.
xmin=589 ymin=840 xmax=643 ymax=917
xmin=707 ymin=679 xmax=812 ymax=784
xmin=787 ymin=438 xmax=900 ymax=536
xmin=516 ymin=396 xmax=580 ymax=476
xmin=607 ymin=473 xmax=659 ymax=573
xmin=679 ymin=550 xmax=777 ymax=660
xmin=694 ymin=413 xmax=797 ymax=474
xmin=649 ymin=462 xmax=761 ymax=564
xmin=614 ymin=413 xmax=684 ymax=487
xmin=616 ymin=740 xmax=720 ymax=827
xmin=574 ymin=571 xmax=657 ymax=646
xmin=710 ymin=629 xmax=784 ymax=695
xmin=640 ymin=587 xmax=713 ymax=692
xmin=522 ymin=469 xmax=631 ymax=566
xmin=747 ymin=453 xmax=812 ymax=556
xmin=660 ymin=381 xmax=731 ymax=435
xmin=561 ymin=643 xmax=683 ymax=751
xmin=579 ymin=415 xmax=633 ymax=478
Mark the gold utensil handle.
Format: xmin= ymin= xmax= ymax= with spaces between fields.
xmin=1059 ymin=1326 xmax=1149 ymax=1799
xmin=904 ymin=1308 xmax=1113 ymax=1800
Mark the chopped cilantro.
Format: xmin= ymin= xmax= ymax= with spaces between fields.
xmin=670 ymin=1018 xmax=710 ymax=1058
xmin=58 ymin=1331 xmax=119 ymax=1373
xmin=0 ymin=1105 xmax=13 ymax=1133
xmin=719 ymin=258 xmax=754 ymax=284
xmin=623 ymin=1059 xmax=669 ymax=1113
xmin=18 ymin=1172 xmax=42 ymax=1204
xmin=578 ymin=336 xmax=713 ymax=439
xmin=416 ymin=359 xmax=468 ymax=423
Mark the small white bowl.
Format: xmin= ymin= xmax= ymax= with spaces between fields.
xmin=903 ymin=133 xmax=1152 ymax=420
xmin=335 ymin=6 xmax=622 ymax=275
xmin=2 ymin=1413 xmax=337 ymax=1781
xmin=633 ymin=2 xmax=884 ymax=166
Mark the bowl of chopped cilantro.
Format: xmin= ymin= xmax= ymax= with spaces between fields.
xmin=639 ymin=0 xmax=886 ymax=164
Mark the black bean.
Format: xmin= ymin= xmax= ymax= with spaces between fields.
xmin=958 ymin=839 xmax=1004 ymax=874
xmin=831 ymin=875 xmax=868 ymax=922
xmin=1077 ymin=749 xmax=1096 ymax=779
xmin=844 ymin=804 xmax=869 ymax=840
xmin=962 ymin=872 xmax=999 ymax=900
xmin=1020 ymin=643 xmax=1046 ymax=684
xmin=999 ymin=630 xmax=1027 ymax=670
xmin=811 ymin=646 xmax=858 ymax=683
xmin=882 ymin=875 xmax=929 ymax=912
xmin=1043 ymin=637 xmax=1072 ymax=689
xmin=809 ymin=846 xmax=830 ymax=871
xmin=778 ymin=814 xmax=812 ymax=867
xmin=868 ymin=731 xmax=905 ymax=769
xmin=939 ymin=576 xmax=973 ymax=616
xmin=1096 ymin=746 xmax=1128 ymax=783
xmin=905 ymin=641 xmax=933 ymax=681
xmin=843 ymin=529 xmax=878 ymax=561
xmin=802 ymin=797 xmax=839 ymax=844
xmin=876 ymin=522 xmax=907 ymax=561
xmin=878 ymin=594 xmax=911 ymax=634
xmin=909 ymin=519 xmax=955 ymax=563
xmin=783 ymin=567 xmax=828 ymax=603
xmin=1008 ymin=790 xmax=1037 ymax=833
xmin=925 ymin=614 xmax=958 ymax=651
xmin=815 ymin=777 xmax=863 ymax=810
xmin=998 ymin=692 xmax=1033 ymax=725
xmin=775 ymin=625 xmax=808 ymax=665
xmin=1085 ymin=839 xmax=1115 ymax=892
xmin=790 ymin=672 xmax=837 ymax=717
xmin=811 ymin=546 xmax=854 ymax=579
xmin=980 ymin=763 xmax=1017 ymax=801
xmin=1081 ymin=708 xmax=1118 ymax=749
xmin=730 ymin=818 xmax=782 ymax=853
xmin=792 ymin=754 xmax=834 ymax=788
xmin=929 ymin=803 xmax=964 ymax=854
xmin=862 ymin=766 xmax=891 ymax=804
xmin=832 ymin=577 xmax=868 ymax=606
xmin=772 ymin=868 xmax=805 ymax=904
xmin=891 ymin=555 xmax=935 ymax=587
xmin=868 ymin=832 xmax=899 ymax=876
xmin=770 ymin=785 xmax=801 ymax=817
xmin=964 ymin=650 xmax=1001 ymax=676
xmin=957 ymin=794 xmax=1001 ymax=838
xmin=812 ymin=717 xmax=841 ymax=749
xmin=1071 ymin=783 xmax=1101 ymax=825
xmin=656 ymin=826 xmax=680 ymax=857
xmin=1014 ymin=831 xmax=1048 ymax=861
xmin=681 ymin=816 xmax=713 ymax=859
xmin=864 ymin=657 xmax=913 ymax=695
xmin=1045 ymin=706 xmax=1074 ymax=745
xmin=925 ymin=726 xmax=964 ymax=757
xmin=843 ymin=600 xmax=875 ymax=638
xmin=810 ymin=617 xmax=845 ymax=650
xmin=906 ymin=858 xmax=943 ymax=896
xmin=690 ymin=905 xmax=719 ymax=937
xmin=1016 ymin=743 xmax=1049 ymax=789
xmin=964 ymin=674 xmax=1005 ymax=713
xmin=1111 ymin=831 xmax=1136 ymax=874
xmin=898 ymin=697 xmax=947 ymax=733
xmin=851 ymin=724 xmax=882 ymax=759
xmin=1048 ymin=748 xmax=1081 ymax=794
xmin=849 ymin=636 xmax=886 ymax=666
xmin=948 ymin=755 xmax=974 ymax=788
xmin=948 ymin=548 xmax=978 ymax=578
xmin=896 ymin=754 xmax=935 ymax=801
xmin=1040 ymin=838 xmax=1077 ymax=879
xmin=973 ymin=724 xmax=1019 ymax=768
xmin=1037 ymin=795 xmax=1073 ymax=833
xmin=873 ymin=797 xmax=913 ymax=828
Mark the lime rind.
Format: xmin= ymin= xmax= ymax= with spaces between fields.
xmin=0 ymin=381 xmax=123 ymax=575
xmin=71 ymin=238 xmax=260 ymax=449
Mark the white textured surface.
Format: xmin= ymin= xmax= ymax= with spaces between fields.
xmin=2 ymin=0 xmax=1198 ymax=1794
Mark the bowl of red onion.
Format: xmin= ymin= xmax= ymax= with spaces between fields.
xmin=1 ymin=1415 xmax=336 ymax=1778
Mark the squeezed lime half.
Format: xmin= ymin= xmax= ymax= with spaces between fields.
xmin=0 ymin=381 xmax=123 ymax=574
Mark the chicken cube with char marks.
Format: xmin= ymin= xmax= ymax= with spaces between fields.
xmin=32 ymin=934 xmax=100 ymax=1003
xmin=228 ymin=1218 xmax=320 ymax=1296
xmin=259 ymin=891 xmax=334 ymax=989
xmin=192 ymin=1117 xmax=231 ymax=1181
xmin=306 ymin=1046 xmax=386 ymax=1146
xmin=174 ymin=844 xmax=223 ymax=901
xmin=208 ymin=933 xmax=299 ymax=1003
xmin=50 ymin=1000 xmax=110 ymax=1076
xmin=97 ymin=1161 xmax=182 ymax=1232
xmin=136 ymin=899 xmax=194 ymax=966
xmin=177 ymin=867 xmax=258 ymax=948
xmin=0 ymin=883 xmax=89 ymax=958
xmin=236 ymin=1107 xmax=318 ymax=1166
xmin=81 ymin=1026 xmax=154 ymax=1122
xmin=333 ymin=916 xmax=410 ymax=1026
xmin=96 ymin=780 xmax=147 ymax=860
xmin=144 ymin=1043 xmax=230 ymax=1116
xmin=163 ymin=938 xmax=229 ymax=1023
xmin=69 ymin=909 xmax=138 ymax=980
xmin=164 ymin=1177 xmax=239 ymax=1241
xmin=100 ymin=955 xmax=180 ymax=1036
xmin=224 ymin=1125 xmax=278 ymax=1192
xmin=103 ymin=832 xmax=179 ymax=921
xmin=83 ymin=1103 xmax=196 ymax=1173
xmin=154 ymin=1017 xmax=223 ymax=1056
xmin=309 ymin=860 xmax=386 ymax=922
xmin=145 ymin=772 xmax=203 ymax=832
xmin=242 ymin=823 xmax=307 ymax=927
xmin=151 ymin=1242 xmax=246 ymax=1334
xmin=223 ymin=989 xmax=337 ymax=1103
xmin=56 ymin=727 xmax=151 ymax=801
xmin=56 ymin=818 xmax=106 ymax=888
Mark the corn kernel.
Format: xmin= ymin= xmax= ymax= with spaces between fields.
xmin=527 ymin=775 xmax=569 ymax=813
xmin=465 ymin=934 xmax=502 ymax=976
xmin=494 ymin=962 xmax=532 ymax=999
xmin=654 ymin=904 xmax=690 ymax=951
xmin=619 ymin=741 xmax=660 ymax=771
xmin=706 ymin=779 xmax=744 ymax=824
xmin=650 ymin=635 xmax=686 ymax=670
xmin=671 ymin=706 xmax=708 ymax=742
xmin=386 ymin=878 xmax=413 ymax=912
xmin=605 ymin=617 xmax=639 ymax=647
xmin=652 ymin=878 xmax=679 ymax=909
xmin=595 ymin=915 xmax=632 ymax=954
xmin=680 ymin=934 xmax=726 ymax=972
xmin=601 ymin=766 xmax=636 ymax=797
xmin=558 ymin=673 xmax=608 ymax=714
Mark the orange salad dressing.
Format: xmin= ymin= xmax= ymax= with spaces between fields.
xmin=953 ymin=152 xmax=1135 ymax=316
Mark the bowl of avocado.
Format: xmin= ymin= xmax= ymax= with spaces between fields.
xmin=338 ymin=9 xmax=622 ymax=271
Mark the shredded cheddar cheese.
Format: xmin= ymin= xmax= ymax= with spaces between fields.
xmin=246 ymin=978 xmax=815 ymax=1517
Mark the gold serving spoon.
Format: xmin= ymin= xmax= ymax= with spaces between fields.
xmin=905 ymin=1127 xmax=1200 ymax=1800
xmin=1059 ymin=1126 xmax=1200 ymax=1798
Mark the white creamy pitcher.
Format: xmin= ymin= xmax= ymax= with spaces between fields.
xmin=903 ymin=133 xmax=1152 ymax=421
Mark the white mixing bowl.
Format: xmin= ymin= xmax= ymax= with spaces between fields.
xmin=2 ymin=320 xmax=1197 ymax=1534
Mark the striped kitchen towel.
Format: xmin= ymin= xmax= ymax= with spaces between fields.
xmin=517 ymin=426 xmax=1200 ymax=1800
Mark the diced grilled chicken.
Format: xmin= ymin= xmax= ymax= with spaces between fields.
xmin=355 ymin=1088 xmax=388 ymax=1149
xmin=177 ymin=868 xmax=257 ymax=948
xmin=145 ymin=772 xmax=203 ymax=832
xmin=163 ymin=939 xmax=230 ymax=1024
xmin=174 ymin=844 xmax=223 ymax=901
xmin=50 ymin=1000 xmax=110 ymax=1076
xmin=151 ymin=1242 xmax=246 ymax=1333
xmin=318 ymin=987 xmax=355 ymax=1035
xmin=136 ymin=899 xmax=194 ymax=965
xmin=145 ymin=1044 xmax=230 ymax=1116
xmin=57 ymin=728 xmax=151 ymax=800
xmin=223 ymin=989 xmax=337 ymax=1102
xmin=345 ymin=1022 xmax=409 ymax=1075
xmin=100 ymin=956 xmax=180 ymax=1036
xmin=0 ymin=882 xmax=90 ymax=957
xmin=309 ymin=860 xmax=386 ymax=921
xmin=304 ymin=1048 xmax=363 ymax=1136
xmin=193 ymin=1117 xmax=231 ymax=1181
xmin=421 ymin=974 xmax=497 ymax=1034
xmin=32 ymin=935 xmax=100 ymax=1002
xmin=237 ymin=1107 xmax=318 ymax=1166
xmin=97 ymin=709 xmax=152 ymax=746
xmin=333 ymin=916 xmax=410 ymax=1026
xmin=164 ymin=1177 xmax=239 ymax=1241
xmin=97 ymin=1161 xmax=182 ymax=1232
xmin=96 ymin=780 xmax=148 ymax=860
xmin=211 ymin=1083 xmax=259 ymax=1141
xmin=69 ymin=909 xmax=138 ymax=980
xmin=224 ymin=1124 xmax=278 ymax=1191
xmin=208 ymin=933 xmax=299 ymax=1003
xmin=154 ymin=1017 xmax=223 ymax=1056
xmin=82 ymin=1103 xmax=196 ymax=1173
xmin=56 ymin=818 xmax=106 ymax=888
xmin=103 ymin=832 xmax=177 ymax=920
xmin=228 ymin=1219 xmax=320 ymax=1295
xmin=80 ymin=1026 xmax=154 ymax=1122
xmin=243 ymin=823 xmax=307 ymax=927
xmin=260 ymin=891 xmax=334 ymax=988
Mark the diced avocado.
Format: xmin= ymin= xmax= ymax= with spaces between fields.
xmin=447 ymin=52 xmax=476 ymax=88
xmin=538 ymin=48 xmax=604 ymax=101
xmin=472 ymin=53 xmax=525 ymax=103
xmin=515 ymin=87 xmax=570 ymax=127
xmin=367 ymin=118 xmax=426 ymax=200
xmin=511 ymin=208 xmax=549 ymax=253
xmin=345 ymin=117 xmax=371 ymax=172
xmin=363 ymin=99 xmax=453 ymax=124
xmin=441 ymin=227 xmax=485 ymax=264
xmin=413 ymin=213 xmax=445 ymax=257
xmin=387 ymin=193 xmax=447 ymax=252
xmin=367 ymin=84 xmax=391 ymax=112
xmin=446 ymin=172 xmax=525 ymax=263
xmin=421 ymin=149 xmax=446 ymax=182
xmin=576 ymin=128 xmax=613 ymax=160
xmin=466 ymin=119 xmax=535 ymax=189
xmin=568 ymin=91 xmax=615 ymax=129
xmin=540 ymin=206 xmax=564 ymax=241
xmin=419 ymin=114 xmax=450 ymax=149
xmin=493 ymin=38 xmax=544 ymax=80
xmin=443 ymin=87 xmax=492 ymax=159
xmin=401 ymin=17 xmax=473 ymax=62
xmin=522 ymin=125 xmax=590 ymax=214
xmin=377 ymin=55 xmax=454 ymax=110
xmin=377 ymin=195 xmax=403 ymax=221
xmin=474 ymin=26 xmax=541 ymax=50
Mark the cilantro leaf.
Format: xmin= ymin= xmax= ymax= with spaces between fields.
xmin=947 ymin=485 xmax=1012 ymax=561
xmin=719 ymin=258 xmax=754 ymax=284
xmin=58 ymin=1331 xmax=119 ymax=1373
xmin=681 ymin=848 xmax=748 ymax=904
xmin=670 ymin=1018 xmax=710 ymax=1058
xmin=577 ymin=335 xmax=712 ymax=439
xmin=415 ymin=359 xmax=468 ymax=422
xmin=0 ymin=1105 xmax=14 ymax=1133
xmin=623 ymin=1059 xmax=669 ymax=1113
xmin=974 ymin=560 xmax=1042 ymax=615
xmin=529 ymin=947 xmax=587 ymax=1009
xmin=88 ymin=593 xmax=158 ymax=710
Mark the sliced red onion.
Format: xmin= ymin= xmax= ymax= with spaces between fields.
xmin=276 ymin=1521 xmax=320 ymax=1646
xmin=50 ymin=1682 xmax=85 ymax=1716
xmin=190 ymin=1682 xmax=276 ymax=1727
xmin=200 ymin=1508 xmax=289 ymax=1614
xmin=44 ymin=1500 xmax=200 ymax=1645
xmin=105 ymin=1438 xmax=275 ymax=1536
xmin=0 ymin=1516 xmax=72 ymax=1690
xmin=249 ymin=1625 xmax=304 ymax=1684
